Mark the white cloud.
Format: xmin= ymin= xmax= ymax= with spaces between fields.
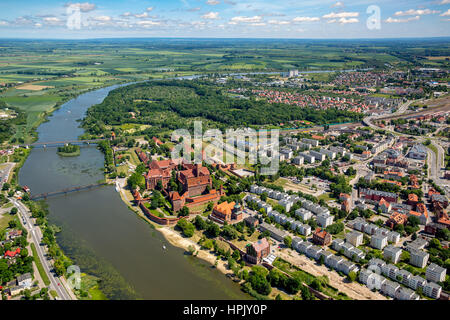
xmin=323 ymin=11 xmax=359 ymax=19
xmin=0 ymin=21 xmax=9 ymax=26
xmin=137 ymin=20 xmax=161 ymax=27
xmin=65 ymin=2 xmax=96 ymax=13
xmin=268 ymin=20 xmax=290 ymax=25
xmin=394 ymin=9 xmax=440 ymax=16
xmin=34 ymin=23 xmax=42 ymax=28
xmin=135 ymin=12 xmax=149 ymax=18
xmin=292 ymin=16 xmax=320 ymax=22
xmin=331 ymin=1 xmax=344 ymax=8
xmin=202 ymin=12 xmax=220 ymax=19
xmin=439 ymin=0 xmax=450 ymax=4
xmin=122 ymin=12 xmax=131 ymax=17
xmin=43 ymin=17 xmax=62 ymax=25
xmin=250 ymin=23 xmax=266 ymax=26
xmin=441 ymin=9 xmax=450 ymax=16
xmin=339 ymin=17 xmax=358 ymax=24
xmin=206 ymin=0 xmax=220 ymax=5
xmin=146 ymin=7 xmax=154 ymax=12
xmin=385 ymin=16 xmax=420 ymax=23
xmin=94 ymin=16 xmax=112 ymax=22
xmin=327 ymin=19 xmax=337 ymax=24
xmin=230 ymin=16 xmax=262 ymax=23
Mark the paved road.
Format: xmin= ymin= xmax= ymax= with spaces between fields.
xmin=11 ymin=198 xmax=74 ymax=300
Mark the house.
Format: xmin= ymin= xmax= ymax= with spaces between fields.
xmin=423 ymin=282 xmax=442 ymax=299
xmin=302 ymin=138 xmax=319 ymax=147
xmin=246 ymin=238 xmax=271 ymax=264
xmin=313 ymin=228 xmax=332 ymax=246
xmin=279 ymin=199 xmax=293 ymax=212
xmin=378 ymin=198 xmax=391 ymax=213
xmin=341 ymin=200 xmax=351 ymax=213
xmin=409 ymin=249 xmax=429 ymax=268
xmin=383 ymin=245 xmax=402 ymax=264
xmin=407 ymin=193 xmax=419 ymax=206
xmin=244 ymin=216 xmax=259 ymax=228
xmin=346 ymin=231 xmax=363 ymax=247
xmin=4 ymin=248 xmax=21 ymax=259
xmin=17 ymin=273 xmax=32 ymax=289
xmin=298 ymin=152 xmax=315 ymax=163
xmin=407 ymin=210 xmax=428 ymax=225
xmin=386 ymin=212 xmax=408 ymax=229
xmin=371 ymin=234 xmax=388 ymax=250
xmin=426 ymin=263 xmax=447 ymax=283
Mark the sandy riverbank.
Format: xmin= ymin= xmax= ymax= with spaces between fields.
xmin=158 ymin=227 xmax=232 ymax=276
xmin=115 ymin=180 xmax=233 ymax=278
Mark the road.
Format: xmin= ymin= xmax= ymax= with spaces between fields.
xmin=364 ymin=98 xmax=449 ymax=195
xmin=0 ymin=162 xmax=16 ymax=189
xmin=11 ymin=198 xmax=74 ymax=300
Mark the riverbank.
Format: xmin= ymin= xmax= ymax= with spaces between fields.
xmin=115 ymin=179 xmax=236 ymax=281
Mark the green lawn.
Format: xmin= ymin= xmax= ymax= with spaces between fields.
xmin=31 ymin=243 xmax=51 ymax=286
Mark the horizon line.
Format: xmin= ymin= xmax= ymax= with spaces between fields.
xmin=1 ymin=36 xmax=450 ymax=41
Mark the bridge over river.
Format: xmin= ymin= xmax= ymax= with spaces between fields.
xmin=21 ymin=139 xmax=107 ymax=149
xmin=29 ymin=182 xmax=108 ymax=200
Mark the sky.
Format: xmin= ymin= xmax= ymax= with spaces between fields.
xmin=0 ymin=0 xmax=449 ymax=39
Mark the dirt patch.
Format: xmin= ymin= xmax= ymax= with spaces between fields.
xmin=275 ymin=249 xmax=387 ymax=300
xmin=16 ymin=84 xmax=54 ymax=91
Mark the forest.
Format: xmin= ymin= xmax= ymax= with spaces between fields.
xmin=82 ymin=80 xmax=364 ymax=135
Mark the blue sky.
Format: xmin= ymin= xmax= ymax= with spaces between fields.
xmin=0 ymin=0 xmax=449 ymax=38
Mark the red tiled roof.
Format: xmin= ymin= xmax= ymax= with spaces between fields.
xmin=4 ymin=248 xmax=20 ymax=258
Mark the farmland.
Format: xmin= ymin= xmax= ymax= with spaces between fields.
xmin=0 ymin=38 xmax=449 ymax=145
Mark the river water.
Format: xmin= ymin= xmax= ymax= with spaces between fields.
xmin=18 ymin=85 xmax=249 ymax=300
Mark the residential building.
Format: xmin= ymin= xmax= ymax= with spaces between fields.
xmin=426 ymin=263 xmax=447 ymax=283
xmin=371 ymin=234 xmax=388 ymax=250
xmin=313 ymin=228 xmax=332 ymax=246
xmin=423 ymin=282 xmax=442 ymax=299
xmin=382 ymin=264 xmax=399 ymax=280
xmin=292 ymin=156 xmax=304 ymax=165
xmin=396 ymin=287 xmax=419 ymax=300
xmin=409 ymin=249 xmax=429 ymax=268
xmin=259 ymin=222 xmax=288 ymax=242
xmin=295 ymin=208 xmax=312 ymax=221
xmin=298 ymin=224 xmax=311 ymax=236
xmin=384 ymin=245 xmax=402 ymax=264
xmin=317 ymin=213 xmax=334 ymax=228
xmin=409 ymin=275 xmax=427 ymax=291
xmin=346 ymin=231 xmax=363 ymax=247
xmin=381 ymin=279 xmax=401 ymax=298
xmin=310 ymin=150 xmax=326 ymax=162
xmin=16 ymin=273 xmax=32 ymax=289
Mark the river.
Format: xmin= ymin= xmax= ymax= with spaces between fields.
xmin=18 ymin=85 xmax=250 ymax=300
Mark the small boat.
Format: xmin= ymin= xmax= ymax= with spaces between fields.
xmin=162 ymin=245 xmax=167 ymax=250
xmin=115 ymin=181 xmax=120 ymax=192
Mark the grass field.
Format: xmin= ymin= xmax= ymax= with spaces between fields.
xmin=31 ymin=243 xmax=51 ymax=286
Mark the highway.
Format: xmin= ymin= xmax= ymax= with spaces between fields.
xmin=11 ymin=198 xmax=74 ymax=300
